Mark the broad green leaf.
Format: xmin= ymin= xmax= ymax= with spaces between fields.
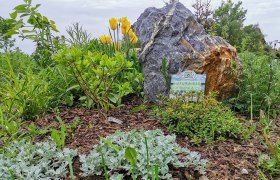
xmin=14 ymin=21 xmax=24 ymax=29
xmin=108 ymin=94 xmax=118 ymax=104
xmin=14 ymin=4 xmax=28 ymax=13
xmin=79 ymin=96 xmax=87 ymax=101
xmin=10 ymin=11 xmax=18 ymax=19
xmin=125 ymin=147 xmax=138 ymax=167
xmin=50 ymin=20 xmax=59 ymax=32
xmin=66 ymin=84 xmax=80 ymax=92
xmin=4 ymin=30 xmax=18 ymax=37
xmin=50 ymin=23 xmax=59 ymax=32
xmin=27 ymin=15 xmax=36 ymax=25
xmin=22 ymin=29 xmax=34 ymax=33
xmin=24 ymin=34 xmax=37 ymax=39
xmin=130 ymin=106 xmax=146 ymax=113
xmin=20 ymin=13 xmax=30 ymax=18
xmin=5 ymin=19 xmax=16 ymax=24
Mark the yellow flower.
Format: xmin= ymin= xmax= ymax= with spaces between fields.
xmin=119 ymin=17 xmax=128 ymax=24
xmin=121 ymin=27 xmax=128 ymax=34
xmin=120 ymin=17 xmax=131 ymax=34
xmin=109 ymin=17 xmax=118 ymax=30
xmin=131 ymin=35 xmax=138 ymax=45
xmin=128 ymin=30 xmax=136 ymax=39
xmin=129 ymin=30 xmax=138 ymax=44
xmin=100 ymin=35 xmax=112 ymax=44
xmin=100 ymin=35 xmax=107 ymax=44
xmin=106 ymin=35 xmax=112 ymax=44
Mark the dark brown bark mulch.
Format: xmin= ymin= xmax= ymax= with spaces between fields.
xmin=34 ymin=97 xmax=278 ymax=180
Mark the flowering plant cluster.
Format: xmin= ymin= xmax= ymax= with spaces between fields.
xmin=99 ymin=17 xmax=138 ymax=52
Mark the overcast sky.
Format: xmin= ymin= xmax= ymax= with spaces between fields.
xmin=1 ymin=0 xmax=279 ymax=53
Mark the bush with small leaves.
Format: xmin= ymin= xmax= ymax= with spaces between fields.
xmin=151 ymin=93 xmax=254 ymax=145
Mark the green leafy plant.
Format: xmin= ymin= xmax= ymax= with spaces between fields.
xmin=0 ymin=105 xmax=22 ymax=147
xmin=258 ymin=112 xmax=280 ymax=177
xmin=66 ymin=22 xmax=91 ymax=49
xmin=125 ymin=146 xmax=138 ymax=180
xmin=51 ymin=116 xmax=68 ymax=149
xmin=0 ymin=139 xmax=77 ymax=179
xmin=233 ymin=52 xmax=280 ymax=114
xmin=6 ymin=0 xmax=62 ymax=67
xmin=161 ymin=58 xmax=170 ymax=91
xmin=0 ymin=17 xmax=16 ymax=52
xmin=55 ymin=48 xmax=143 ymax=117
xmin=0 ymin=53 xmax=51 ymax=118
xmin=151 ymin=92 xmax=253 ymax=144
xmin=80 ymin=129 xmax=208 ymax=179
xmin=258 ymin=130 xmax=280 ymax=176
xmin=0 ymin=52 xmax=76 ymax=119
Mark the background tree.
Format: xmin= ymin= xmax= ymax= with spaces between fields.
xmin=213 ymin=0 xmax=247 ymax=49
xmin=192 ymin=0 xmax=214 ymax=33
xmin=241 ymin=24 xmax=266 ymax=52
xmin=0 ymin=17 xmax=16 ymax=52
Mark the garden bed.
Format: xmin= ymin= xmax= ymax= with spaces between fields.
xmin=33 ymin=96 xmax=277 ymax=180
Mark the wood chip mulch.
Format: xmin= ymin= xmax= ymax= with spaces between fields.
xmin=34 ymin=97 xmax=279 ymax=180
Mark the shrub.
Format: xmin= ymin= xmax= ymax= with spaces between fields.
xmin=55 ymin=48 xmax=143 ymax=114
xmin=151 ymin=93 xmax=253 ymax=145
xmin=0 ymin=105 xmax=22 ymax=146
xmin=39 ymin=65 xmax=77 ymax=107
xmin=0 ymin=57 xmax=51 ymax=118
xmin=0 ymin=52 xmax=76 ymax=118
xmin=233 ymin=52 xmax=280 ymax=114
xmin=0 ymin=139 xmax=77 ymax=179
xmin=80 ymin=129 xmax=208 ymax=179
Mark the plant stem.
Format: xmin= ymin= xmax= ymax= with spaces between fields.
xmin=67 ymin=156 xmax=75 ymax=180
xmin=144 ymin=136 xmax=149 ymax=170
xmin=100 ymin=149 xmax=109 ymax=180
xmin=250 ymin=94 xmax=253 ymax=121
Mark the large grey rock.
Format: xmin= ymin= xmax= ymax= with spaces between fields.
xmin=133 ymin=2 xmax=241 ymax=102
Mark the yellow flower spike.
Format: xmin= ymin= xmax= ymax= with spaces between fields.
xmin=109 ymin=18 xmax=118 ymax=30
xmin=119 ymin=17 xmax=128 ymax=24
xmin=106 ymin=35 xmax=112 ymax=44
xmin=100 ymin=35 xmax=107 ymax=44
xmin=131 ymin=35 xmax=138 ymax=45
xmin=129 ymin=30 xmax=136 ymax=40
xmin=121 ymin=26 xmax=130 ymax=35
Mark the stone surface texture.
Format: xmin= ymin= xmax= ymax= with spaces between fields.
xmin=133 ymin=2 xmax=241 ymax=102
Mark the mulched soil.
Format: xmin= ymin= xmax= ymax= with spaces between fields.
xmin=35 ymin=96 xmax=279 ymax=180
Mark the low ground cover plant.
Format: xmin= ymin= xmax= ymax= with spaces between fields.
xmin=151 ymin=93 xmax=254 ymax=145
xmin=0 ymin=139 xmax=77 ymax=179
xmin=80 ymin=129 xmax=208 ymax=179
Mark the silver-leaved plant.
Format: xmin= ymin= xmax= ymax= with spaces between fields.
xmin=0 ymin=139 xmax=77 ymax=180
xmin=80 ymin=129 xmax=208 ymax=179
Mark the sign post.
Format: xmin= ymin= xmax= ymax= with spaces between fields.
xmin=169 ymin=70 xmax=206 ymax=99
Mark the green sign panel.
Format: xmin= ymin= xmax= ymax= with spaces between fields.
xmin=170 ymin=70 xmax=206 ymax=98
